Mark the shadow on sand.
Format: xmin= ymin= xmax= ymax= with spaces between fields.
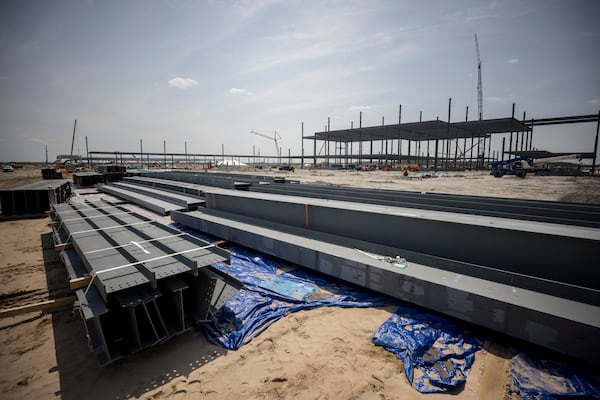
xmin=41 ymin=231 xmax=228 ymax=400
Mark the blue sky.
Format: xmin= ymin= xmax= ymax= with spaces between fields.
xmin=1 ymin=0 xmax=599 ymax=162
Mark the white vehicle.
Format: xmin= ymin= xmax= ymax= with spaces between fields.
xmin=2 ymin=164 xmax=14 ymax=172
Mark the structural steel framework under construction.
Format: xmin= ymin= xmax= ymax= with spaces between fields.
xmin=84 ymin=110 xmax=599 ymax=171
xmin=304 ymin=111 xmax=600 ymax=170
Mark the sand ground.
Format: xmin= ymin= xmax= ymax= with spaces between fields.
xmin=1 ymin=167 xmax=599 ymax=399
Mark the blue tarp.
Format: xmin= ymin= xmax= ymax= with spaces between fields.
xmin=205 ymin=246 xmax=395 ymax=349
xmin=510 ymin=351 xmax=600 ymax=399
xmin=372 ymin=305 xmax=481 ymax=393
xmin=171 ymin=224 xmax=600 ymax=396
xmin=169 ymin=224 xmax=484 ymax=393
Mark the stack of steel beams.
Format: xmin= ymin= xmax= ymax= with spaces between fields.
xmin=96 ymin=165 xmax=126 ymax=182
xmin=250 ymin=182 xmax=600 ymax=228
xmin=0 ymin=179 xmax=71 ymax=216
xmin=98 ymin=180 xmax=205 ymax=215
xmin=171 ymin=189 xmax=600 ymax=364
xmin=141 ymin=170 xmax=286 ymax=189
xmin=52 ymin=200 xmax=242 ymax=366
xmin=123 ymin=176 xmax=214 ymax=197
xmin=41 ymin=168 xmax=63 ymax=179
xmin=73 ymin=172 xmax=106 ymax=187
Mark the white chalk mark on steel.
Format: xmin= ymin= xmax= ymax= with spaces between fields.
xmin=130 ymin=241 xmax=150 ymax=254
xmin=83 ymin=233 xmax=187 ymax=255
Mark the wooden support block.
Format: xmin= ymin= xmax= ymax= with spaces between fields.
xmin=70 ymin=276 xmax=92 ymax=290
xmin=212 ymin=240 xmax=228 ymax=247
xmin=47 ymin=220 xmax=60 ymax=227
xmin=0 ymin=297 xmax=75 ymax=319
xmin=54 ymin=242 xmax=72 ymax=251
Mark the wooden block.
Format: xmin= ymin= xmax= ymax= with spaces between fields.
xmin=70 ymin=276 xmax=92 ymax=290
xmin=54 ymin=242 xmax=72 ymax=251
xmin=0 ymin=297 xmax=75 ymax=319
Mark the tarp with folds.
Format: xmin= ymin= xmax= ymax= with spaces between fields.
xmin=509 ymin=351 xmax=600 ymax=399
xmin=172 ymin=223 xmax=598 ymax=395
xmin=170 ymin=224 xmax=484 ymax=392
xmin=205 ymin=246 xmax=395 ymax=349
xmin=372 ymin=305 xmax=481 ymax=393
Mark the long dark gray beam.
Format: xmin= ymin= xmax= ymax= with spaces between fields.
xmin=142 ymin=171 xmax=254 ymax=189
xmin=171 ymin=208 xmax=600 ymax=365
xmin=108 ymin=182 xmax=204 ymax=207
xmin=97 ymin=184 xmax=192 ymax=215
xmin=124 ymin=176 xmax=216 ymax=197
xmin=138 ymin=171 xmax=600 ymax=228
xmin=528 ymin=114 xmax=598 ymax=126
xmin=157 ymin=171 xmax=279 ymax=184
xmin=250 ymin=183 xmax=600 ymax=228
xmin=201 ymin=189 xmax=600 ymax=302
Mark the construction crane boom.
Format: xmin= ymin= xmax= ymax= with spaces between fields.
xmin=251 ymin=130 xmax=282 ymax=159
xmin=475 ymin=34 xmax=483 ymax=120
xmin=69 ymin=119 xmax=77 ymax=162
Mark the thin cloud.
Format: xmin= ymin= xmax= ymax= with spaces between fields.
xmin=232 ymin=0 xmax=282 ymax=19
xmin=229 ymin=87 xmax=252 ymax=95
xmin=507 ymin=58 xmax=519 ymax=64
xmin=168 ymin=77 xmax=199 ymax=89
xmin=349 ymin=105 xmax=372 ymax=111
xmin=588 ymin=98 xmax=600 ymax=105
xmin=241 ymin=41 xmax=336 ymax=74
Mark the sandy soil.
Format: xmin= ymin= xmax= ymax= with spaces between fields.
xmin=1 ymin=167 xmax=598 ymax=400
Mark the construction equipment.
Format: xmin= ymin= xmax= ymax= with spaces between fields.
xmin=475 ymin=34 xmax=483 ymax=120
xmin=490 ymin=156 xmax=532 ymax=178
xmin=65 ymin=119 xmax=78 ymax=172
xmin=251 ymin=130 xmax=282 ymax=161
xmin=397 ymin=163 xmax=421 ymax=176
xmin=532 ymin=153 xmax=581 ymax=168
xmin=492 ymin=154 xmax=584 ymax=178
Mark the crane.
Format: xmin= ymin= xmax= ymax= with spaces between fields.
xmin=475 ymin=34 xmax=483 ymax=120
xmin=69 ymin=119 xmax=77 ymax=164
xmin=251 ymin=130 xmax=282 ymax=160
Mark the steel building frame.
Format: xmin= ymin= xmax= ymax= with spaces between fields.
xmin=304 ymin=112 xmax=600 ymax=170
